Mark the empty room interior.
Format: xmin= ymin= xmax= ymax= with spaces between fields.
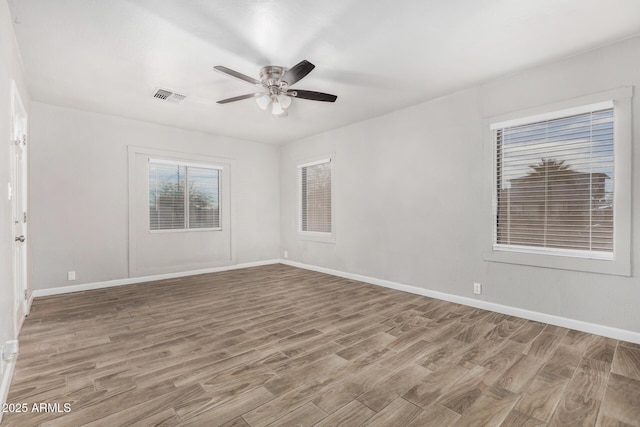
xmin=1 ymin=1 xmax=640 ymax=426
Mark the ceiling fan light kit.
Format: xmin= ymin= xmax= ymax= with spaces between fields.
xmin=214 ymin=60 xmax=337 ymax=117
xmin=256 ymin=93 xmax=271 ymax=110
xmin=271 ymin=100 xmax=287 ymax=117
xmin=255 ymin=90 xmax=292 ymax=117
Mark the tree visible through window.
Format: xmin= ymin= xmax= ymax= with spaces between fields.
xmin=149 ymin=160 xmax=220 ymax=231
xmin=495 ymin=107 xmax=614 ymax=257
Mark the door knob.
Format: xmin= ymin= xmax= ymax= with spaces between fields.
xmin=15 ymin=235 xmax=25 ymax=242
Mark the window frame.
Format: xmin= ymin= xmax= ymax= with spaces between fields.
xmin=297 ymin=156 xmax=335 ymax=243
xmin=148 ymin=158 xmax=223 ymax=233
xmin=492 ymin=101 xmax=614 ymax=260
xmin=483 ymin=87 xmax=632 ymax=276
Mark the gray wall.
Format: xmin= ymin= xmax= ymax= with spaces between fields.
xmin=280 ymin=36 xmax=640 ymax=333
xmin=0 ymin=0 xmax=30 ymax=396
xmin=29 ymin=103 xmax=280 ymax=290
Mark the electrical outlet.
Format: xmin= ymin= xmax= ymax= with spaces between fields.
xmin=284 ymin=250 xmax=288 ymax=259
xmin=68 ymin=271 xmax=76 ymax=281
xmin=473 ymin=282 xmax=482 ymax=295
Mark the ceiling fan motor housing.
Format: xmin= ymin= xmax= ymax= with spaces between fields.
xmin=260 ymin=66 xmax=287 ymax=86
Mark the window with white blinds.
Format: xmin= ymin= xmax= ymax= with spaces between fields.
xmin=149 ymin=159 xmax=221 ymax=231
xmin=493 ymin=102 xmax=614 ymax=259
xmin=299 ymin=159 xmax=332 ymax=233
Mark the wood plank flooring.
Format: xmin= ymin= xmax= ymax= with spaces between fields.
xmin=3 ymin=264 xmax=640 ymax=426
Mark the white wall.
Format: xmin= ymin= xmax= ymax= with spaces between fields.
xmin=129 ymin=148 xmax=233 ymax=276
xmin=29 ymin=103 xmax=280 ymax=290
xmin=280 ymin=36 xmax=640 ymax=334
xmin=0 ymin=0 xmax=30 ymax=412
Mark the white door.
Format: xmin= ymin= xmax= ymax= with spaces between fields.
xmin=11 ymin=83 xmax=28 ymax=332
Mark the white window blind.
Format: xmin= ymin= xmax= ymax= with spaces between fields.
xmin=149 ymin=159 xmax=221 ymax=231
xmin=494 ymin=104 xmax=614 ymax=259
xmin=188 ymin=166 xmax=220 ymax=229
xmin=149 ymin=162 xmax=185 ymax=230
xmin=300 ymin=160 xmax=332 ymax=233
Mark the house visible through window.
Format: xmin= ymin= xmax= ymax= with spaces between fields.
xmin=149 ymin=159 xmax=221 ymax=231
xmin=299 ymin=159 xmax=332 ymax=233
xmin=493 ymin=102 xmax=614 ymax=259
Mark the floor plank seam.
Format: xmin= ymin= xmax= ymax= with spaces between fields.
xmin=3 ymin=265 xmax=640 ymax=426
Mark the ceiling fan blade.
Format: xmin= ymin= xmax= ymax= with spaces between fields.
xmin=282 ymin=60 xmax=315 ymax=86
xmin=214 ymin=66 xmax=262 ymax=86
xmin=288 ymin=90 xmax=337 ymax=102
xmin=217 ymin=93 xmax=261 ymax=104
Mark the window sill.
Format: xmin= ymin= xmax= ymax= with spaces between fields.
xmin=149 ymin=228 xmax=222 ymax=234
xmin=483 ymin=249 xmax=630 ymax=276
xmin=298 ymin=231 xmax=335 ymax=244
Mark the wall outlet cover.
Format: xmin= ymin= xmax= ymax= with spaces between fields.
xmin=473 ymin=282 xmax=482 ymax=295
xmin=2 ymin=340 xmax=18 ymax=361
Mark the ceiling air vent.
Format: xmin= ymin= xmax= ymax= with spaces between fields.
xmin=153 ymin=88 xmax=186 ymax=104
xmin=153 ymin=88 xmax=172 ymax=100
xmin=167 ymin=93 xmax=186 ymax=104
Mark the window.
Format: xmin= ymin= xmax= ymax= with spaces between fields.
xmin=299 ymin=159 xmax=332 ymax=234
xmin=149 ymin=159 xmax=221 ymax=231
xmin=493 ymin=102 xmax=614 ymax=260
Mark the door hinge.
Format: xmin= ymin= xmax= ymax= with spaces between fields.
xmin=24 ymin=290 xmax=27 ymax=300
xmin=23 ymin=211 xmax=27 ymax=223
xmin=11 ymin=135 xmax=26 ymax=147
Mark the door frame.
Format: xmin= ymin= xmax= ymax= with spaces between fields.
xmin=10 ymin=81 xmax=28 ymax=333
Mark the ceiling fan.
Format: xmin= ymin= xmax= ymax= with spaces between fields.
xmin=214 ymin=60 xmax=337 ymax=117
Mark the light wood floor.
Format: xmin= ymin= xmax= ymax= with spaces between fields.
xmin=4 ymin=264 xmax=640 ymax=426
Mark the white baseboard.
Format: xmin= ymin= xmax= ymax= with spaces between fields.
xmin=0 ymin=358 xmax=17 ymax=424
xmin=280 ymin=259 xmax=640 ymax=345
xmin=32 ymin=259 xmax=280 ymax=298
xmin=28 ymin=258 xmax=640 ymax=344
xmin=26 ymin=293 xmax=33 ymax=316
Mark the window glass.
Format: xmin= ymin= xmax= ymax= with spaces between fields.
xmin=149 ymin=160 xmax=221 ymax=231
xmin=300 ymin=161 xmax=331 ymax=233
xmin=495 ymin=107 xmax=613 ymax=258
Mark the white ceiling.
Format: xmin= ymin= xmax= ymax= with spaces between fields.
xmin=8 ymin=0 xmax=640 ymax=144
